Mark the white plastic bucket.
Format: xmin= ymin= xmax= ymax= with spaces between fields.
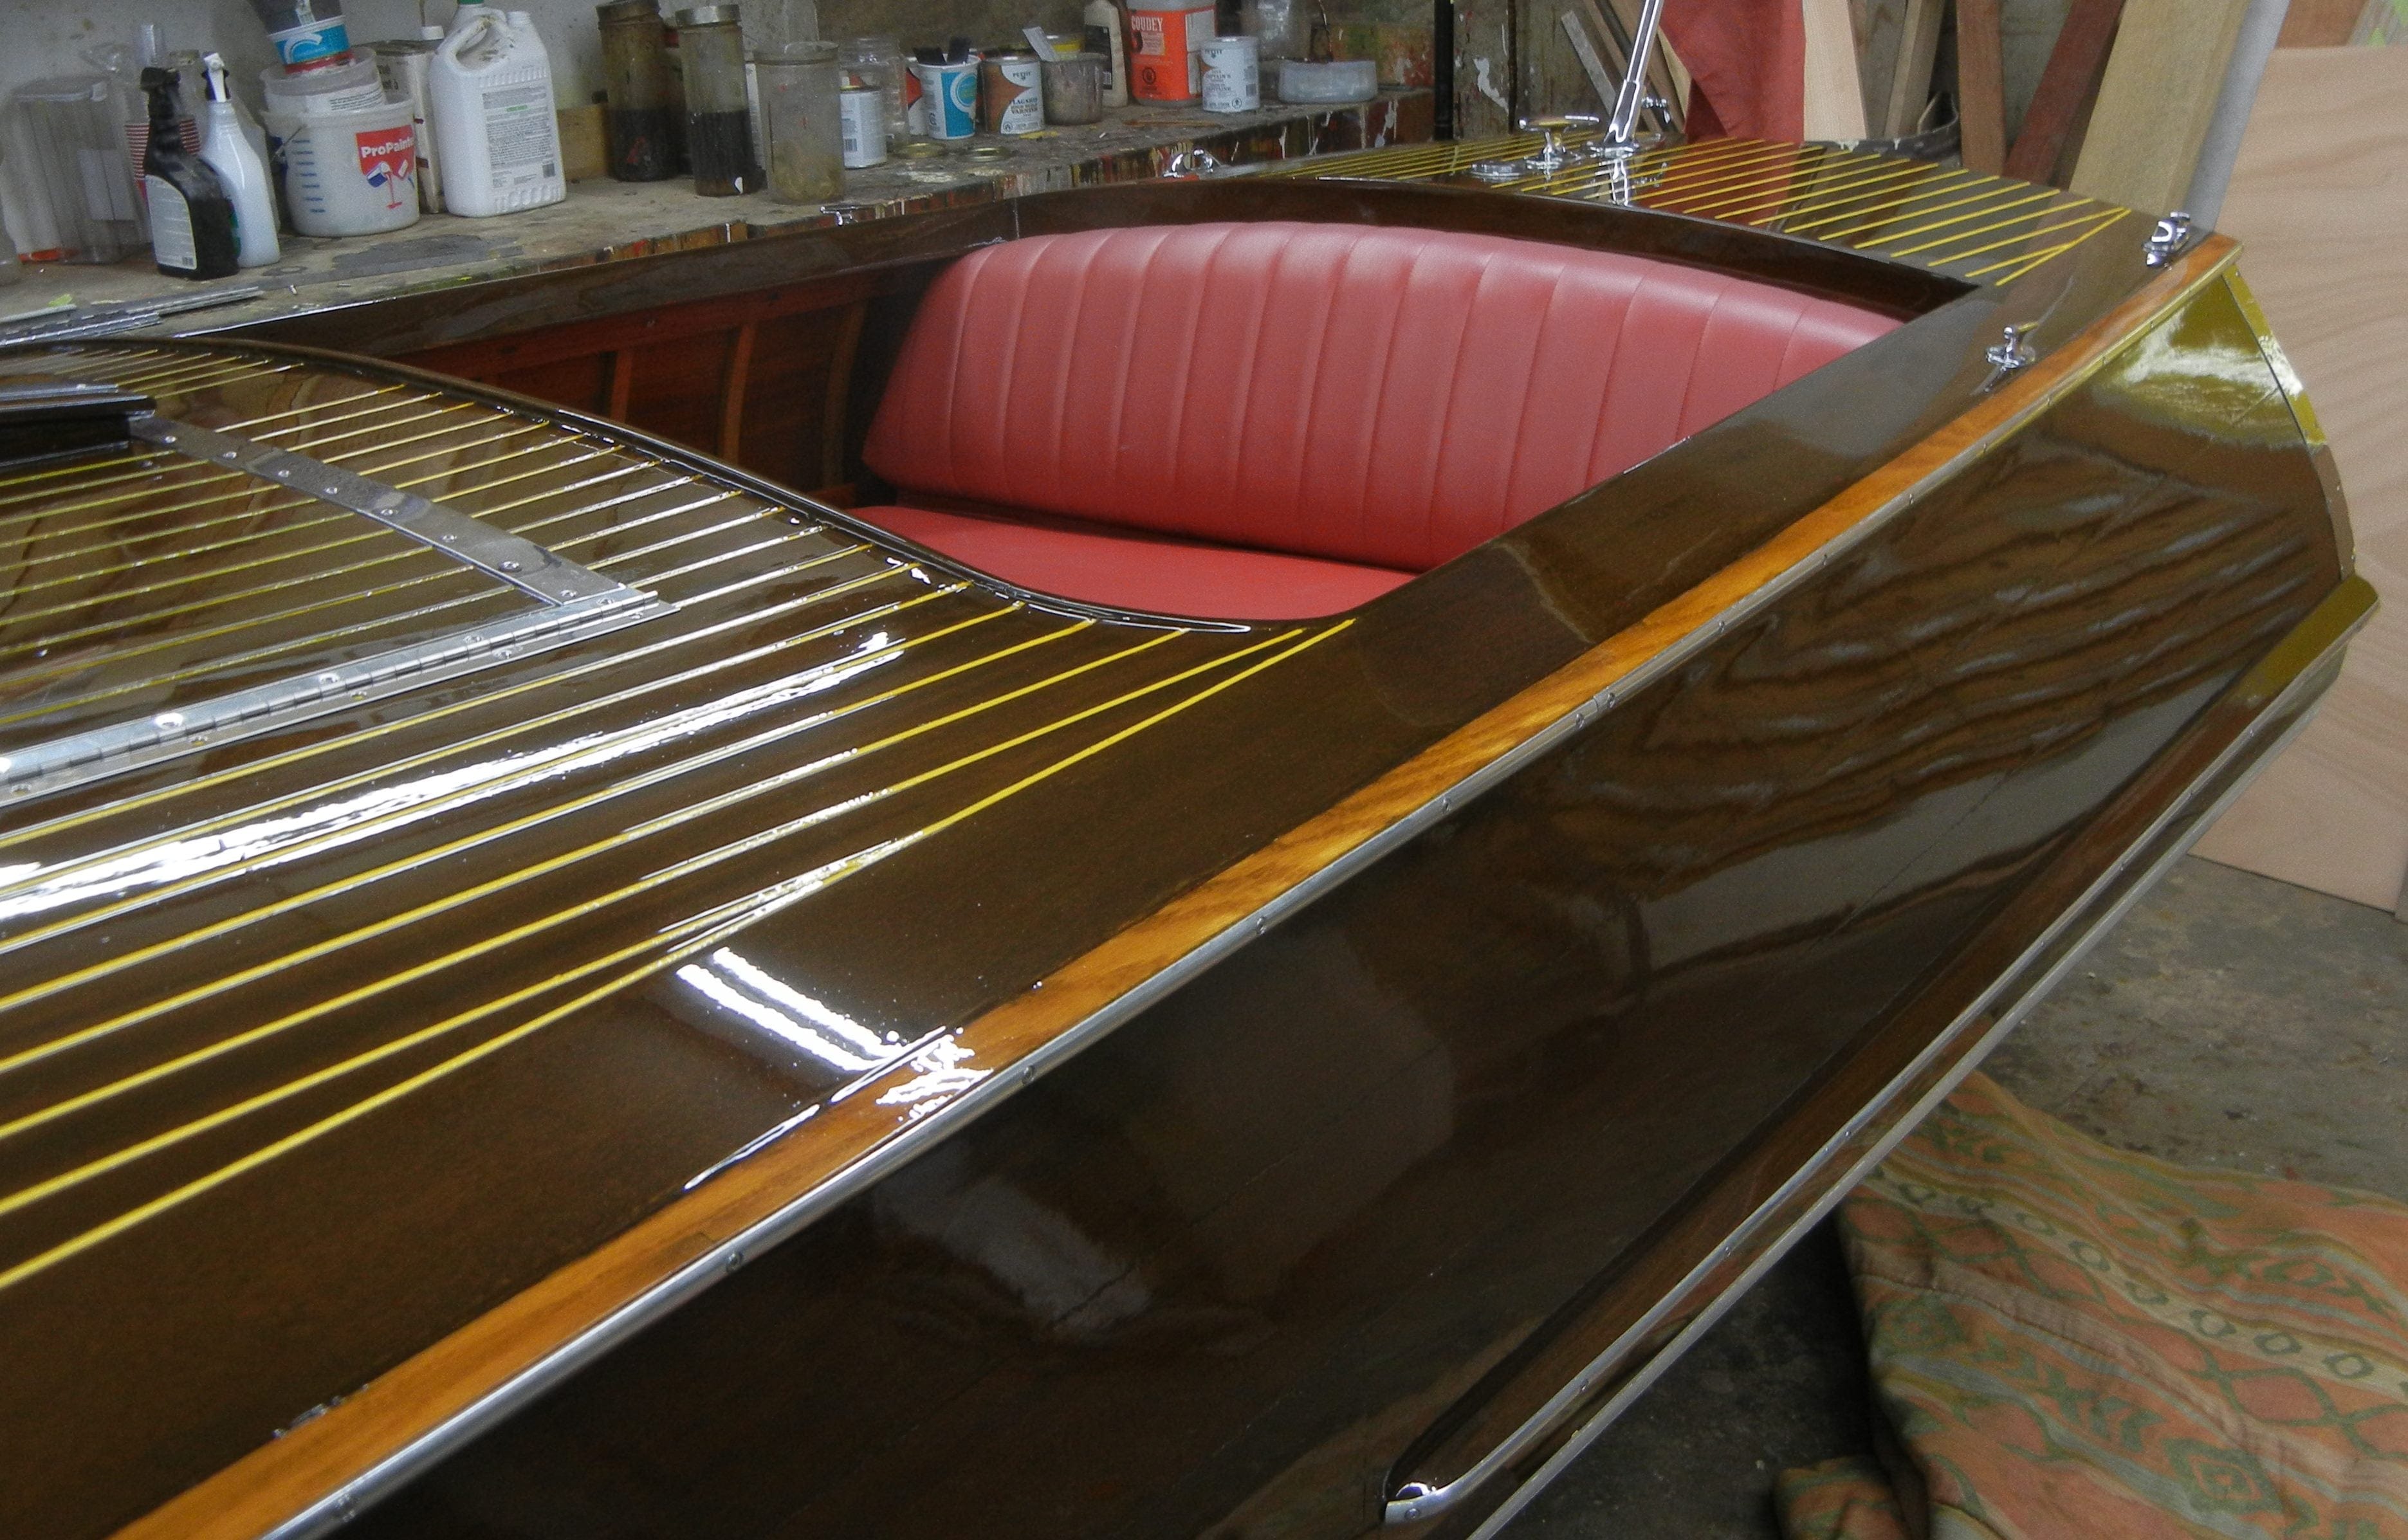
xmin=260 ymin=57 xmax=386 ymax=117
xmin=266 ymin=95 xmax=421 ymax=236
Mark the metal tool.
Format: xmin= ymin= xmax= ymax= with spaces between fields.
xmin=0 ymin=283 xmax=264 ymax=347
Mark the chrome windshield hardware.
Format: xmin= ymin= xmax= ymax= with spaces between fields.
xmin=1472 ymin=0 xmax=1666 ymax=181
xmin=1603 ymin=0 xmax=1670 ymax=151
xmin=1160 ymin=146 xmax=1222 ymax=179
xmin=2144 ymin=211 xmax=2195 ymax=268
xmin=1981 ymin=324 xmax=2037 ymax=391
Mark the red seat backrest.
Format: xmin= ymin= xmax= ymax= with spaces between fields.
xmin=863 ymin=221 xmax=1900 ymax=573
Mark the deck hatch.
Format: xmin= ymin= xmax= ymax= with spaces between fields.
xmin=0 ymin=587 xmax=663 ymax=803
xmin=0 ymin=401 xmax=669 ymax=806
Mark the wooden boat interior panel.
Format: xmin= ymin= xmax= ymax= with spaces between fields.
xmin=223 ymin=179 xmax=1976 ymax=573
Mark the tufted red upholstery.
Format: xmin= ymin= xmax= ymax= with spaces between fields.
xmin=859 ymin=221 xmax=1900 ymax=611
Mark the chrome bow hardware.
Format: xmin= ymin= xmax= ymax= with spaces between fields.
xmin=1471 ymin=0 xmax=1671 ymax=181
xmin=1602 ymin=0 xmax=1670 ymax=151
xmin=1161 ymin=147 xmax=1223 ymax=179
xmin=2144 ymin=211 xmax=2195 ymax=268
xmin=1981 ymin=323 xmax=2037 ymax=391
xmin=1471 ymin=114 xmax=1601 ymax=181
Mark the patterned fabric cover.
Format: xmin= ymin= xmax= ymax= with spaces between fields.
xmin=1781 ymin=1074 xmax=2408 ymax=1539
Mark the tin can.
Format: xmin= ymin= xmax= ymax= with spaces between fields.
xmin=839 ymin=81 xmax=886 ymax=165
xmin=980 ymin=51 xmax=1045 ymax=135
xmin=908 ymin=59 xmax=978 ymax=140
xmin=1126 ymin=0 xmax=1213 ymax=103
xmin=1200 ymin=34 xmax=1258 ymax=112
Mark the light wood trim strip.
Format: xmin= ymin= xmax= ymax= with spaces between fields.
xmin=1958 ymin=0 xmax=2009 ymax=174
xmin=717 ymin=321 xmax=757 ymax=461
xmin=604 ymin=350 xmax=632 ymax=421
xmin=820 ymin=300 xmax=869 ymax=490
xmin=114 ymin=235 xmax=2243 ymax=1540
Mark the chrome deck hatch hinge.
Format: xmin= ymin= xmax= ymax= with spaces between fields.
xmin=1980 ymin=324 xmax=2037 ymax=391
xmin=129 ymin=414 xmax=630 ymax=607
xmin=2144 ymin=211 xmax=2195 ymax=268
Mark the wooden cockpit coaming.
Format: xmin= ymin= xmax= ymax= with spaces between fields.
xmin=0 ymin=170 xmax=2364 ymax=1540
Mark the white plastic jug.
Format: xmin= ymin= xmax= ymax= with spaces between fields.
xmin=428 ymin=9 xmax=564 ymax=217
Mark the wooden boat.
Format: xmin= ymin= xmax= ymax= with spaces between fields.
xmin=0 ymin=132 xmax=2372 ymax=1540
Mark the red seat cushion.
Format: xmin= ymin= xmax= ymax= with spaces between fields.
xmin=854 ymin=504 xmax=1413 ymax=619
xmin=862 ymin=221 xmax=1901 ymax=574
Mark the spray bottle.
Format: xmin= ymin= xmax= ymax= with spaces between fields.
xmin=199 ymin=54 xmax=280 ymax=268
xmin=140 ymin=69 xmax=239 ymax=280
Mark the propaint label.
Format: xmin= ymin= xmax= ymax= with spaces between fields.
xmin=144 ymin=177 xmax=197 ymax=271
xmin=354 ymin=124 xmax=417 ymax=209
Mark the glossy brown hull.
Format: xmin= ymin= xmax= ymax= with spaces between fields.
xmin=0 ymin=149 xmax=2366 ymax=1540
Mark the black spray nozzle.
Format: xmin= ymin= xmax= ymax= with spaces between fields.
xmin=139 ymin=67 xmax=184 ymax=122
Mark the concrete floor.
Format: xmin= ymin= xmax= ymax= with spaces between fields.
xmin=1499 ymin=856 xmax=2408 ymax=1539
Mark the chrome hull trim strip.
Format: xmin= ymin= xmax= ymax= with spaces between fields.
xmin=129 ymin=415 xmax=633 ymax=607
xmin=1426 ymin=609 xmax=2367 ymax=1537
xmin=0 ymin=589 xmax=668 ymax=806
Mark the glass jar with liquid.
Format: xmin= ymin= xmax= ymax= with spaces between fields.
xmin=597 ymin=0 xmax=680 ymax=179
xmin=673 ymin=4 xmax=754 ymax=194
xmin=758 ymin=41 xmax=841 ymax=203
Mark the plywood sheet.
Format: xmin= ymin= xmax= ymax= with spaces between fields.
xmin=2279 ymin=0 xmax=2373 ymax=46
xmin=2072 ymin=0 xmax=2250 ymax=212
xmin=1803 ymin=0 xmax=1870 ymax=139
xmin=2192 ymin=45 xmax=2408 ymax=912
xmin=1958 ymin=0 xmax=2009 ymax=172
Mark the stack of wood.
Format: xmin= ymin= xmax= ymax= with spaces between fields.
xmin=1828 ymin=0 xmax=2260 ymax=212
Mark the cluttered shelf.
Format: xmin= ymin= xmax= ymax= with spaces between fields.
xmin=2 ymin=0 xmax=1428 ymax=342
xmin=0 ymin=90 xmax=1429 ymax=338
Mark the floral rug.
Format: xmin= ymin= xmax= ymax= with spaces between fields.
xmin=1778 ymin=1073 xmax=2408 ymax=1539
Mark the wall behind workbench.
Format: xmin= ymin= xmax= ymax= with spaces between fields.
xmin=3 ymin=0 xmax=1106 ymax=114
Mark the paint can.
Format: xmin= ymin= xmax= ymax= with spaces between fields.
xmin=979 ymin=50 xmax=1045 ymax=135
xmin=1125 ymin=0 xmax=1214 ymax=103
xmin=838 ymin=77 xmax=886 ymax=165
xmin=908 ymin=58 xmax=977 ymax=140
xmin=1040 ymin=51 xmax=1107 ymax=124
xmin=247 ymin=0 xmax=356 ymax=72
xmin=1200 ymin=34 xmax=1258 ymax=113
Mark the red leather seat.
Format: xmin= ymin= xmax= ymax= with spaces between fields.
xmin=852 ymin=504 xmax=1413 ymax=620
xmin=859 ymin=221 xmax=1899 ymax=616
